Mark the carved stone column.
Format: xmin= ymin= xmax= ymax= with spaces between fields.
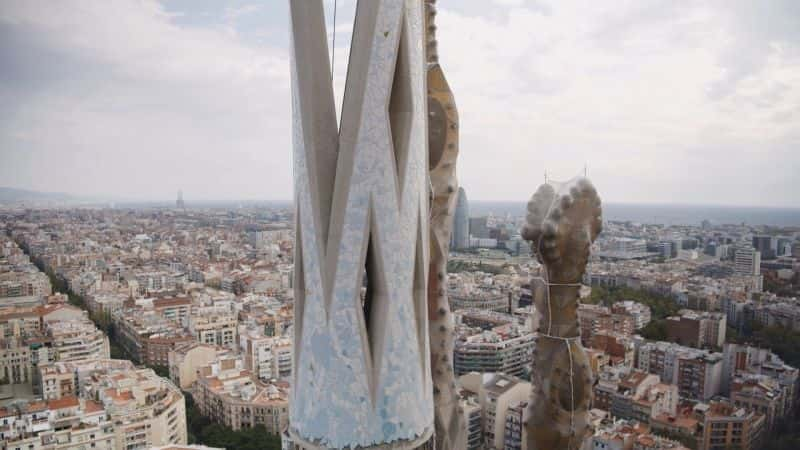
xmin=522 ymin=177 xmax=602 ymax=450
xmin=425 ymin=1 xmax=467 ymax=449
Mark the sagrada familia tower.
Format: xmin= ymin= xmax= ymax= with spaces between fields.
xmin=288 ymin=0 xmax=434 ymax=448
xmin=522 ymin=178 xmax=602 ymax=450
xmin=287 ymin=1 xmax=601 ymax=449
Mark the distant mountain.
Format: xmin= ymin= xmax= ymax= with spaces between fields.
xmin=0 ymin=187 xmax=74 ymax=203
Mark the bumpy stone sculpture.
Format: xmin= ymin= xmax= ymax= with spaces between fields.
xmin=522 ymin=177 xmax=602 ymax=450
xmin=424 ymin=1 xmax=467 ymax=449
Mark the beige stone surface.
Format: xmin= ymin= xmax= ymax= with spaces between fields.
xmin=522 ymin=177 xmax=602 ymax=450
xmin=425 ymin=1 xmax=467 ymax=449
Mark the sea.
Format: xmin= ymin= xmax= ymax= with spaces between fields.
xmin=469 ymin=201 xmax=800 ymax=228
xmin=110 ymin=199 xmax=800 ymax=228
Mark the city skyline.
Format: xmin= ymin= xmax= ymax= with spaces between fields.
xmin=2 ymin=1 xmax=800 ymax=449
xmin=2 ymin=0 xmax=800 ymax=206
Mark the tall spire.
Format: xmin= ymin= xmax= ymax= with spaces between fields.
xmin=426 ymin=0 xmax=467 ymax=448
xmin=287 ymin=1 xmax=434 ymax=448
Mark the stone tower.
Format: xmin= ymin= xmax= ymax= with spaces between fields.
xmin=522 ymin=177 xmax=602 ymax=450
xmin=425 ymin=0 xmax=467 ymax=449
xmin=288 ymin=1 xmax=434 ymax=448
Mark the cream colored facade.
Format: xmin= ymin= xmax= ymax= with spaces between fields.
xmin=194 ymin=357 xmax=289 ymax=433
xmin=40 ymin=363 xmax=76 ymax=400
xmin=460 ymin=372 xmax=532 ymax=450
xmin=2 ymin=373 xmax=186 ymax=449
xmin=0 ymin=307 xmax=107 ymax=386
xmin=0 ymin=397 xmax=115 ymax=450
xmin=87 ymin=368 xmax=188 ymax=448
xmin=0 ymin=308 xmax=42 ymax=337
xmin=46 ymin=319 xmax=110 ymax=363
xmin=271 ymin=338 xmax=292 ymax=381
xmin=188 ymin=313 xmax=237 ymax=349
xmin=39 ymin=359 xmax=135 ymax=401
xmin=168 ymin=342 xmax=229 ymax=390
xmin=239 ymin=329 xmax=293 ymax=382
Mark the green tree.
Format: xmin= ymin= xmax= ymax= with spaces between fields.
xmin=640 ymin=320 xmax=668 ymax=341
xmin=185 ymin=395 xmax=282 ymax=449
xmin=586 ymin=286 xmax=679 ymax=320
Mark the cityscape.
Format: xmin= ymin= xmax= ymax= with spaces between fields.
xmin=1 ymin=189 xmax=799 ymax=449
xmin=2 ymin=1 xmax=800 ymax=450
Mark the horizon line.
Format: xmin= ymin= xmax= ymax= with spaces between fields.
xmin=3 ymin=186 xmax=800 ymax=211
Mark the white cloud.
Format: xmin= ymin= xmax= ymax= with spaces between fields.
xmin=0 ymin=0 xmax=291 ymax=201
xmin=0 ymin=0 xmax=799 ymax=207
xmin=433 ymin=0 xmax=800 ymax=206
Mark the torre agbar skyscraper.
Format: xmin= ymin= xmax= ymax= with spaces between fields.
xmin=287 ymin=0 xmax=434 ymax=449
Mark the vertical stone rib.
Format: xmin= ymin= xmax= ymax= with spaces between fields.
xmin=425 ymin=0 xmax=467 ymax=448
xmin=325 ymin=0 xmax=383 ymax=274
xmin=289 ymin=0 xmax=338 ymax=243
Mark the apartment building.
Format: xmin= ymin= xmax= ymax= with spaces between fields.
xmin=0 ymin=308 xmax=108 ymax=386
xmin=730 ymin=374 xmax=786 ymax=431
xmin=0 ymin=271 xmax=52 ymax=298
xmin=239 ymin=304 xmax=293 ymax=338
xmin=590 ymin=419 xmax=689 ymax=450
xmin=676 ymin=353 xmax=724 ymax=401
xmin=459 ymin=372 xmax=531 ymax=450
xmin=454 ymin=324 xmax=535 ymax=378
xmin=589 ymin=331 xmax=636 ymax=367
xmin=607 ymin=370 xmax=678 ymax=424
xmin=239 ymin=329 xmax=294 ymax=382
xmin=86 ymin=367 xmax=188 ymax=448
xmin=696 ymin=400 xmax=764 ymax=450
xmin=637 ymin=342 xmax=723 ymax=400
xmin=85 ymin=292 xmax=128 ymax=318
xmin=45 ymin=319 xmax=110 ymax=363
xmin=38 ymin=359 xmax=133 ymax=400
xmin=503 ymin=400 xmax=526 ymax=450
xmin=0 ymin=396 xmax=116 ymax=450
xmin=0 ymin=307 xmax=43 ymax=338
xmin=594 ymin=365 xmax=628 ymax=412
xmin=114 ymin=310 xmax=185 ymax=364
xmin=193 ymin=357 xmax=289 ymax=433
xmin=188 ymin=312 xmax=237 ymax=350
xmin=168 ymin=342 xmax=231 ymax=390
xmin=585 ymin=347 xmax=611 ymax=375
xmin=152 ymin=296 xmax=192 ymax=327
xmin=240 ymin=330 xmax=274 ymax=381
xmin=578 ymin=304 xmax=636 ymax=346
xmin=665 ymin=310 xmax=726 ymax=349
xmin=462 ymin=395 xmax=483 ymax=450
xmin=271 ymin=337 xmax=292 ymax=380
xmin=722 ymin=342 xmax=799 ymax=415
xmin=611 ymin=300 xmax=652 ymax=330
xmin=144 ymin=333 xmax=195 ymax=368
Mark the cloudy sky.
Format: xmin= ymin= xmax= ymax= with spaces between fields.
xmin=1 ymin=0 xmax=799 ymax=206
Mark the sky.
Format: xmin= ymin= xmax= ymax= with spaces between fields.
xmin=1 ymin=0 xmax=799 ymax=207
